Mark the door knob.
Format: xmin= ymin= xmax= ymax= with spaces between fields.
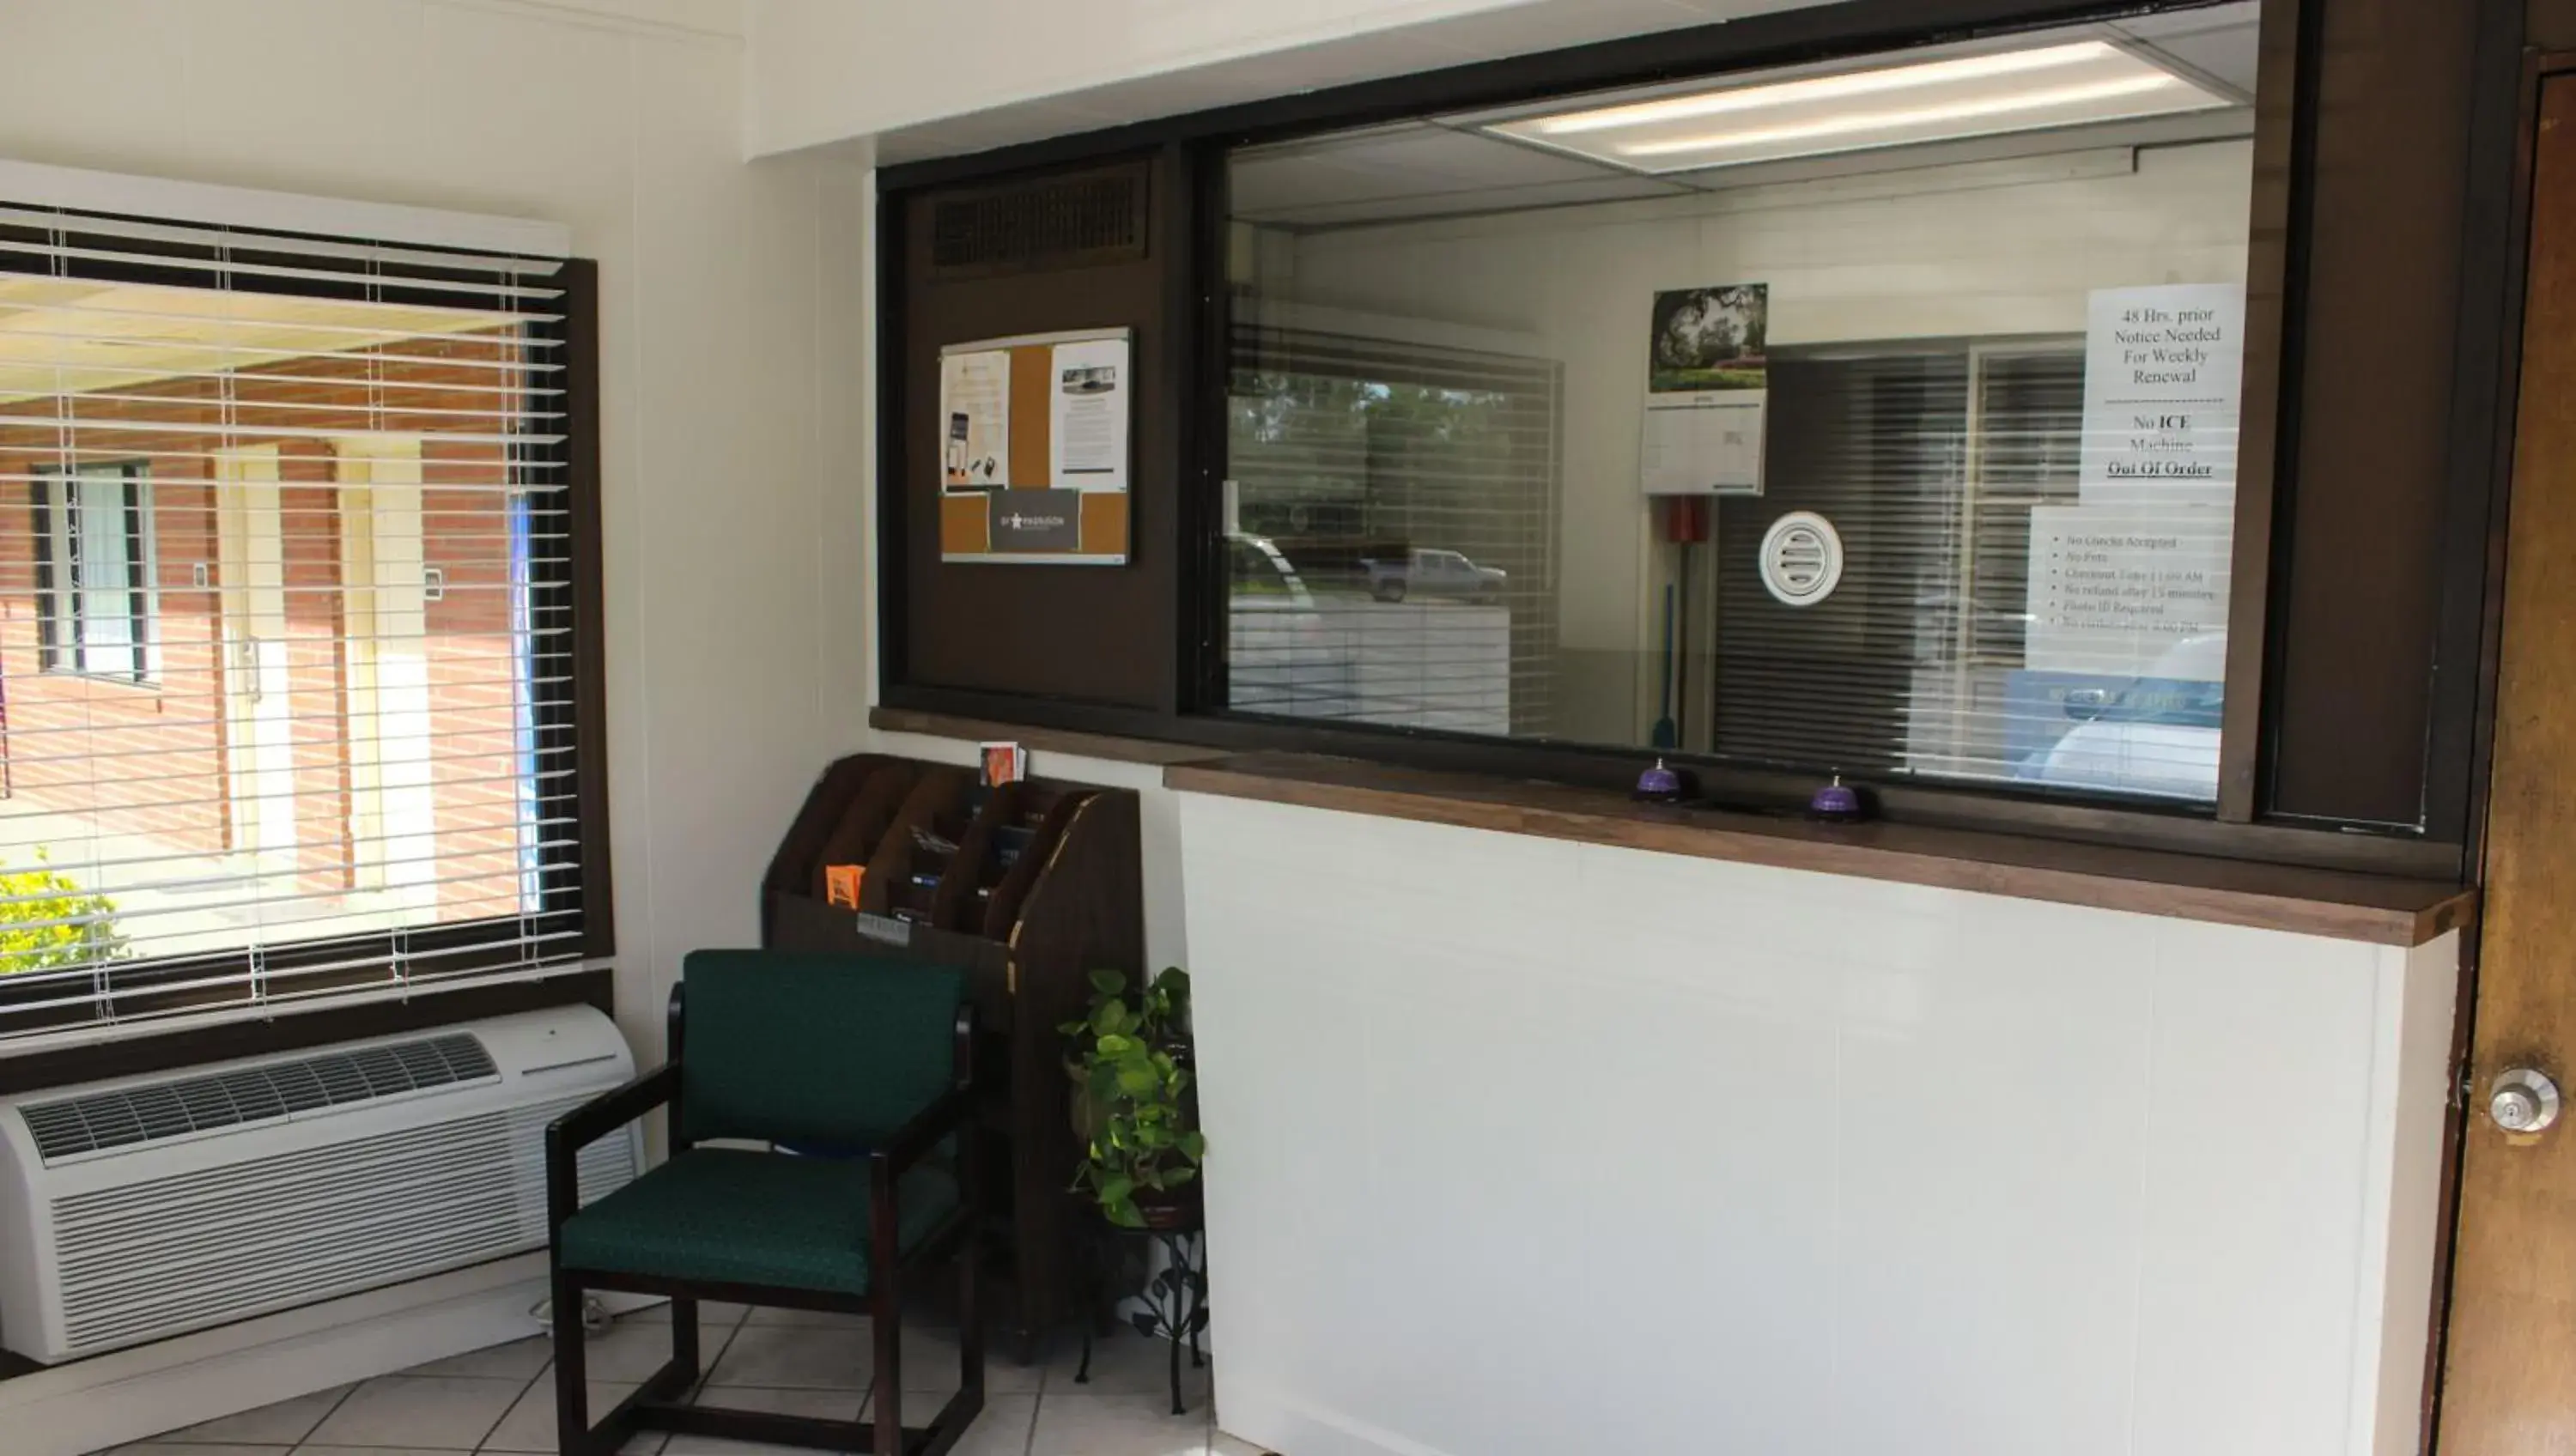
xmin=2491 ymin=1068 xmax=2563 ymax=1134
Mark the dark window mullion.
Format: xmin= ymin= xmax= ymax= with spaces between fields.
xmin=30 ymin=476 xmax=58 ymax=672
xmin=122 ymin=469 xmax=148 ymax=682
xmin=65 ymin=475 xmax=86 ymax=675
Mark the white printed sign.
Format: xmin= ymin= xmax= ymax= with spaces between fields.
xmin=1641 ymin=395 xmax=1765 ymax=495
xmin=938 ymin=349 xmax=1011 ymax=489
xmin=2023 ymin=507 xmax=2232 ymax=677
xmin=2078 ymin=282 xmax=2245 ymax=507
xmin=1048 ymin=335 xmax=1130 ymax=492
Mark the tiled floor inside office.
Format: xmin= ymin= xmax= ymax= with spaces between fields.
xmin=106 ymin=1304 xmax=1258 ymax=1456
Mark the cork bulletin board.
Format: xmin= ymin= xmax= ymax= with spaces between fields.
xmin=938 ymin=326 xmax=1133 ymax=565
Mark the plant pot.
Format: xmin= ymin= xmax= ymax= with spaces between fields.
xmin=1132 ymin=1182 xmax=1205 ymax=1232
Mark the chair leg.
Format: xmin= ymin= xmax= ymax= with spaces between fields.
xmin=552 ymin=1271 xmax=591 ymax=1456
xmin=958 ymin=1228 xmax=984 ymax=1406
xmin=872 ymin=1279 xmax=902 ymax=1456
xmin=671 ymin=1295 xmax=702 ymax=1386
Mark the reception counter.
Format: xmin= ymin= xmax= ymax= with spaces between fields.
xmin=1172 ymin=755 xmax=2464 ymax=1456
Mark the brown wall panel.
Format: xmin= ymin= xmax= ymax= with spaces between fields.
xmin=2536 ymin=0 xmax=2576 ymax=47
xmin=898 ymin=155 xmax=1180 ymax=711
xmin=2265 ymin=0 xmax=2482 ymax=825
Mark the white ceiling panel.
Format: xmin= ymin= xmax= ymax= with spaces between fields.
xmin=1234 ymin=124 xmax=1692 ymax=228
xmin=1239 ymin=173 xmax=1687 ymax=229
xmin=2109 ymin=1 xmax=2263 ymax=94
xmin=1237 ymin=124 xmax=1619 ymax=203
xmin=2123 ymin=25 xmax=2263 ymax=97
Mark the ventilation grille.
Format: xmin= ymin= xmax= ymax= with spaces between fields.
xmin=21 ymin=1034 xmax=499 ymax=1162
xmin=49 ymin=1093 xmax=635 ymax=1354
xmin=929 ymin=165 xmax=1149 ymax=277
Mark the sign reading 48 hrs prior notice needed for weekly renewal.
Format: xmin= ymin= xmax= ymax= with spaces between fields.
xmin=2076 ymin=282 xmax=2243 ymax=507
xmin=2023 ymin=282 xmax=2245 ymax=678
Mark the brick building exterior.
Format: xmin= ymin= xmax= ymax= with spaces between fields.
xmin=0 ymin=332 xmax=534 ymax=931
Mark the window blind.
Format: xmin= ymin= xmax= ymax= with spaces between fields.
xmin=1722 ymin=343 xmax=2224 ymax=800
xmin=0 ymin=200 xmax=593 ymax=1046
xmin=1226 ymin=324 xmax=1563 ymax=736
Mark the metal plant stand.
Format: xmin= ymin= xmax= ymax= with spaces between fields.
xmin=1073 ymin=1212 xmax=1208 ymax=1416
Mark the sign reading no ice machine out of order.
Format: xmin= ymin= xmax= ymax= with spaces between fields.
xmin=2077 ymin=282 xmax=2245 ymax=508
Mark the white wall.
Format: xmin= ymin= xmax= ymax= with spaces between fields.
xmin=0 ymin=0 xmax=871 ymax=1067
xmin=0 ymin=5 xmax=871 ymax=1442
xmin=743 ymin=0 xmax=1835 ymax=162
xmin=1179 ymin=790 xmax=2454 ymax=1456
xmin=747 ymin=0 xmax=1509 ymax=155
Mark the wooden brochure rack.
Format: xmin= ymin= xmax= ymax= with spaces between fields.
xmin=760 ymin=754 xmax=1143 ymax=1354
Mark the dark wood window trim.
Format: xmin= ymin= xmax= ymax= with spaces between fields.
xmin=0 ymin=238 xmax=616 ymax=1091
xmin=30 ymin=474 xmax=57 ymax=672
xmin=0 ymin=968 xmax=612 ymax=1098
xmin=875 ymin=0 xmax=2503 ymax=886
xmin=870 ymin=692 xmax=2460 ymax=880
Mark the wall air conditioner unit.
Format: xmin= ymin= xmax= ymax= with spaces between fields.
xmin=0 ymin=1005 xmax=641 ymax=1364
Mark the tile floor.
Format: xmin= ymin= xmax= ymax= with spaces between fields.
xmin=105 ymin=1304 xmax=1262 ymax=1456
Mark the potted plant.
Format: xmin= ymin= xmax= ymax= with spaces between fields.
xmin=1064 ymin=968 xmax=1206 ymax=1228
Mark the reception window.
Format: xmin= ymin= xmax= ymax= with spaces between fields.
xmin=1222 ymin=3 xmax=2258 ymax=804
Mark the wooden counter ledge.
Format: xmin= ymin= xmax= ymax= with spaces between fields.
xmin=1165 ymin=752 xmax=2475 ymax=948
xmin=870 ymin=706 xmax=1230 ymax=767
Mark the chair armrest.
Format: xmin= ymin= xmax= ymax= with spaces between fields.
xmin=550 ymin=1062 xmax=679 ymax=1156
xmin=545 ymin=1063 xmax=677 ymax=1233
xmin=872 ymin=1083 xmax=974 ymax=1178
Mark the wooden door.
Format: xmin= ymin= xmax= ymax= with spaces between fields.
xmin=213 ymin=445 xmax=296 ymax=873
xmin=335 ymin=434 xmax=436 ymax=904
xmin=2439 ymin=70 xmax=2576 ymax=1454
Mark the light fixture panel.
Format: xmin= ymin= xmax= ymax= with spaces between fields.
xmin=1484 ymin=40 xmax=2237 ymax=174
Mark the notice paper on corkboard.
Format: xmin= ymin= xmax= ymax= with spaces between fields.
xmin=937 ymin=327 xmax=1132 ymax=565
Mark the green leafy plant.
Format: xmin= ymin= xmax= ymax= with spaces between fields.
xmin=0 ymin=850 xmax=125 ymax=977
xmin=1063 ymin=967 xmax=1206 ymax=1228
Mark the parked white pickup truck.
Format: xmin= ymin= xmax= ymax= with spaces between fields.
xmin=1362 ymin=548 xmax=1507 ymax=603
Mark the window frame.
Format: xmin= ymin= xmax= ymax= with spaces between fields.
xmin=0 ymin=211 xmax=614 ymax=1090
xmin=33 ymin=460 xmax=158 ymax=685
xmin=872 ymin=0 xmax=2492 ymax=881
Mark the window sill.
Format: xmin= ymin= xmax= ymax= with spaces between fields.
xmin=1165 ymin=751 xmax=2476 ymax=948
xmin=39 ymin=670 xmax=160 ymax=692
xmin=0 ymin=967 xmax=609 ymax=1095
xmin=869 ymin=705 xmax=1231 ymax=767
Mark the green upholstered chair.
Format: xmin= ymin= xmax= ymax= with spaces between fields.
xmin=545 ymin=950 xmax=984 ymax=1456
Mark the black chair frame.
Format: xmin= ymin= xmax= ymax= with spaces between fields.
xmin=544 ymin=984 xmax=985 ymax=1456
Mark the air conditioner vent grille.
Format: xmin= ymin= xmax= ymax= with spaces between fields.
xmin=928 ymin=165 xmax=1148 ymax=278
xmin=48 ymin=1095 xmax=635 ymax=1353
xmin=21 ymin=1033 xmax=498 ymax=1162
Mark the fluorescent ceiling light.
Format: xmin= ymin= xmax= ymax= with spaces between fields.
xmin=1532 ymin=42 xmax=2116 ymax=136
xmin=1485 ymin=39 xmax=2235 ymax=174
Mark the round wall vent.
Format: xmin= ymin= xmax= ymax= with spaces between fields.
xmin=1757 ymin=511 xmax=1844 ymax=608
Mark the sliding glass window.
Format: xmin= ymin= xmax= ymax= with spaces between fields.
xmin=1223 ymin=2 xmax=2257 ymax=804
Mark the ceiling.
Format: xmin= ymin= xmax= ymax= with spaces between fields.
xmin=1231 ymin=3 xmax=2259 ymax=231
xmin=0 ymin=277 xmax=519 ymax=403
